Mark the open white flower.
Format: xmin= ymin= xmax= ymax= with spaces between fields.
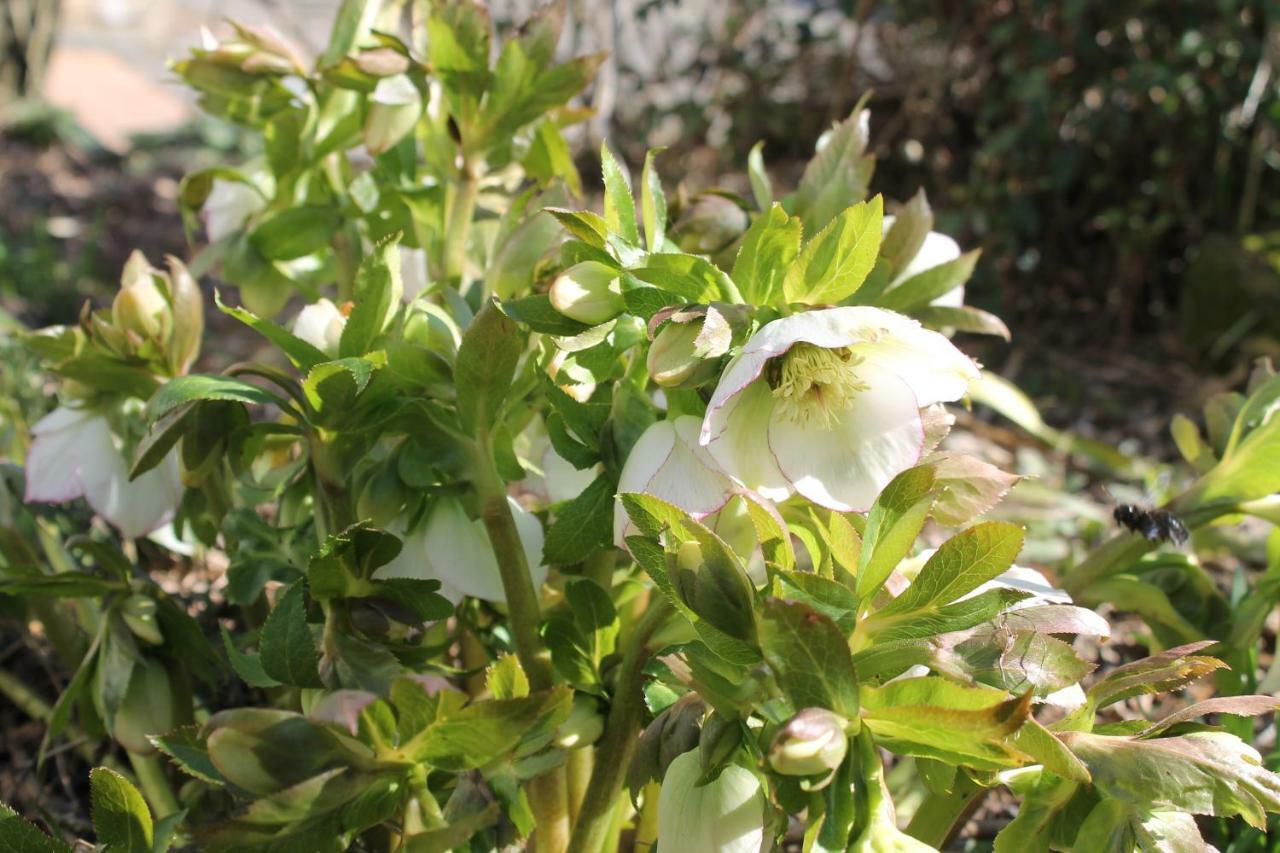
xmin=614 ymin=416 xmax=739 ymax=547
xmin=203 ymin=178 xmax=266 ymax=243
xmin=700 ymin=307 xmax=979 ymax=513
xmin=881 ymin=214 xmax=965 ymax=307
xmin=375 ymin=496 xmax=546 ymax=604
xmin=291 ymin=298 xmax=347 ymax=357
xmin=24 ymin=407 xmax=183 ymax=540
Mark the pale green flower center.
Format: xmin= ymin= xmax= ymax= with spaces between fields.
xmin=768 ymin=344 xmax=867 ymax=428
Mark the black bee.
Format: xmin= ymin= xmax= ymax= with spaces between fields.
xmin=1113 ymin=504 xmax=1189 ymax=546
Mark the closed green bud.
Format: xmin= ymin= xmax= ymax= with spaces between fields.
xmin=165 ymin=256 xmax=204 ymax=375
xmin=555 ymin=695 xmax=605 ymax=749
xmin=121 ymin=594 xmax=164 ymax=646
xmin=549 ymin=261 xmax=624 ymax=325
xmin=113 ymin=658 xmax=177 ymax=755
xmin=648 ymin=320 xmax=717 ymax=388
xmin=768 ymin=708 xmax=848 ymax=777
xmin=113 ymin=251 xmax=172 ymax=342
xmin=670 ymin=195 xmax=749 ymax=256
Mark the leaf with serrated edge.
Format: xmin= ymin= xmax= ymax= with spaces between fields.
xmin=90 ymin=767 xmax=153 ymax=853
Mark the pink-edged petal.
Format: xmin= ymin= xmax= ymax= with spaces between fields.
xmin=848 ymin=310 xmax=979 ymax=406
xmin=900 ymin=230 xmax=961 ymax=282
xmin=700 ymin=382 xmax=791 ymax=503
xmin=615 ymin=417 xmax=737 ymax=547
xmin=767 ymin=367 xmax=924 ymax=512
xmin=414 ymin=497 xmax=546 ymax=605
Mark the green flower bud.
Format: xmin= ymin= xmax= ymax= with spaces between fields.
xmin=648 ymin=320 xmax=718 ymax=388
xmin=549 ymin=261 xmax=624 ymax=325
xmin=555 ymin=695 xmax=605 ymax=749
xmin=113 ymin=251 xmax=172 ymax=342
xmin=768 ymin=708 xmax=849 ymax=777
xmin=121 ymin=594 xmax=164 ymax=646
xmin=113 ymin=658 xmax=177 ymax=755
xmin=670 ymin=195 xmax=750 ymax=256
xmin=165 ymin=256 xmax=204 ymax=375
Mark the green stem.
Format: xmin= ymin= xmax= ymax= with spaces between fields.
xmin=127 ymin=750 xmax=180 ymax=819
xmin=634 ymin=781 xmax=660 ymax=852
xmin=566 ymin=746 xmax=594 ymax=825
xmin=443 ymin=162 xmax=480 ymax=286
xmin=903 ymin=775 xmax=983 ymax=849
xmin=471 ymin=439 xmax=552 ymax=689
xmin=584 ymin=551 xmax=616 ymax=591
xmin=567 ymin=600 xmax=673 ymax=853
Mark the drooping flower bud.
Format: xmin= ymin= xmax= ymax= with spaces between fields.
xmin=121 ymin=594 xmax=165 ymax=646
xmin=648 ymin=320 xmax=716 ymax=388
xmin=549 ymin=261 xmax=624 ymax=325
xmin=658 ymin=750 xmax=771 ymax=853
xmin=768 ymin=708 xmax=849 ymax=777
xmin=291 ymin=298 xmax=347 ymax=357
xmin=112 ymin=658 xmax=178 ymax=756
xmin=555 ymin=695 xmax=605 ymax=749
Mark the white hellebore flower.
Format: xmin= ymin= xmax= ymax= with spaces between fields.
xmin=375 ymin=497 xmax=546 ymax=605
xmin=658 ymin=750 xmax=772 ymax=853
xmin=614 ymin=416 xmax=738 ymax=548
xmin=25 ymin=407 xmax=183 ymax=540
xmin=881 ymin=214 xmax=965 ymax=307
xmin=203 ymin=178 xmax=266 ymax=243
xmin=292 ymin=298 xmax=347 ymax=357
xmin=700 ymin=307 xmax=979 ymax=513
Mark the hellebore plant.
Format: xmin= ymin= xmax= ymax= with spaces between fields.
xmin=9 ymin=3 xmax=1280 ymax=853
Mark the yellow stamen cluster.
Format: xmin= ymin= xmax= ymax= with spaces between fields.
xmin=768 ymin=344 xmax=866 ymax=428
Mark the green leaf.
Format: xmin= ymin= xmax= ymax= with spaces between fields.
xmin=546 ymin=208 xmax=609 ymax=247
xmin=929 ymin=454 xmax=1019 ymax=527
xmin=760 ymin=598 xmax=858 ymax=716
xmin=408 ymin=688 xmax=573 ymax=770
xmin=222 ymin=626 xmax=281 ymax=689
xmin=861 ymin=677 xmax=1031 ymax=769
xmin=0 ymin=801 xmax=71 ymax=853
xmin=794 ymin=105 xmax=874 ymax=234
xmin=259 ymin=581 xmax=323 ymax=688
xmin=732 ymin=203 xmax=801 ymax=307
xmin=1060 ymin=730 xmax=1280 ymax=829
xmin=641 ymin=148 xmax=668 ymax=251
xmin=542 ymin=474 xmax=615 ymax=564
xmin=630 ymin=253 xmax=737 ymax=303
xmin=1084 ymin=641 xmax=1223 ymax=713
xmin=880 ymin=189 xmax=933 ymax=280
xmin=129 ymin=402 xmax=197 ymax=480
xmin=876 ymin=521 xmax=1024 ymax=616
xmin=318 ymin=0 xmax=379 ymax=68
xmin=404 ymin=802 xmax=500 ymax=852
xmin=486 ymin=654 xmax=529 ymax=700
xmin=784 ymin=195 xmax=883 ymax=305
xmin=869 ymin=587 xmax=1029 ymax=643
xmin=147 ymin=375 xmax=284 ymax=420
xmin=1011 ymin=719 xmax=1091 ymax=784
xmin=90 ymin=767 xmax=153 ymax=853
xmin=912 ymin=305 xmax=1010 ymax=340
xmin=242 ymin=767 xmax=371 ymax=825
xmin=746 ymin=141 xmax=772 ymax=211
xmin=455 ymin=299 xmax=522 ymax=432
xmin=856 ymin=465 xmax=936 ymax=601
xmin=601 ymin=143 xmax=638 ymax=245
xmin=879 ymin=250 xmax=981 ymax=313
xmin=151 ymin=725 xmax=227 ymax=786
xmin=566 ymin=578 xmax=619 ymax=663
xmin=339 ymin=238 xmax=402 ymax=358
xmin=0 ymin=571 xmax=123 ymax=599
xmin=250 ymin=207 xmax=341 ymax=261
xmin=770 ymin=570 xmax=859 ymax=633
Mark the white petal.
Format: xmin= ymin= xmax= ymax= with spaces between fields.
xmin=541 ymin=444 xmax=598 ymax=505
xmin=768 ymin=367 xmax=924 ymax=512
xmin=701 ymin=380 xmax=791 ymax=502
xmin=900 ymin=230 xmax=961 ymax=282
xmin=412 ymin=497 xmax=547 ymax=604
xmin=204 ymin=179 xmax=265 ymax=243
xmin=291 ymin=298 xmax=346 ymax=356
xmin=614 ymin=417 xmax=737 ymax=547
xmin=848 ymin=310 xmax=979 ymax=407
xmin=399 ymin=247 xmax=431 ymax=302
xmin=375 ymin=524 xmax=464 ymax=606
xmin=25 ymin=407 xmax=96 ymax=502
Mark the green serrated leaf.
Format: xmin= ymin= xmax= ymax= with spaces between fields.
xmin=732 ymin=204 xmax=801 ymax=307
xmin=760 ymin=598 xmax=858 ymax=716
xmin=784 ymin=196 xmax=883 ymax=306
xmin=601 ymin=143 xmax=638 ymax=245
xmin=259 ymin=581 xmax=323 ymax=688
xmin=542 ymin=475 xmax=615 ymax=564
xmin=151 ymin=725 xmax=227 ymax=786
xmin=877 ymin=521 xmax=1024 ymax=616
xmin=90 ymin=767 xmax=154 ymax=853
xmin=455 ymin=299 xmax=522 ymax=433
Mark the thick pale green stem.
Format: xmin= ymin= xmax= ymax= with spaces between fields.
xmin=443 ymin=163 xmax=480 ymax=285
xmin=567 ymin=600 xmax=673 ymax=853
xmin=903 ymin=775 xmax=983 ymax=848
xmin=566 ymin=746 xmax=594 ymax=825
xmin=128 ymin=750 xmax=181 ymax=819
